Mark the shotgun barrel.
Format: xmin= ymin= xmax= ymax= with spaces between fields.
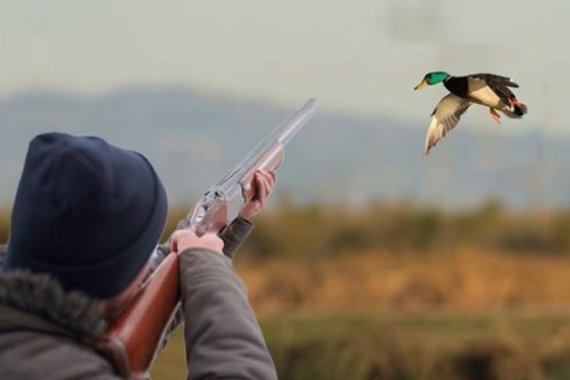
xmin=187 ymin=98 xmax=318 ymax=236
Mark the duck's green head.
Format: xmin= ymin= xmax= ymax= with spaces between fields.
xmin=414 ymin=71 xmax=451 ymax=90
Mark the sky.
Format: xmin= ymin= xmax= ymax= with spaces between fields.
xmin=1 ymin=0 xmax=569 ymax=133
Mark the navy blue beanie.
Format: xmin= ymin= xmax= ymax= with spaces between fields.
xmin=5 ymin=132 xmax=168 ymax=299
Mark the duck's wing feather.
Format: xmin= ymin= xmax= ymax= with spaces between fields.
xmin=424 ymin=94 xmax=472 ymax=155
xmin=469 ymin=73 xmax=519 ymax=106
xmin=470 ymin=73 xmax=519 ymax=88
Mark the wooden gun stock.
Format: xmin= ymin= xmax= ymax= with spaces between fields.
xmin=96 ymin=253 xmax=180 ymax=380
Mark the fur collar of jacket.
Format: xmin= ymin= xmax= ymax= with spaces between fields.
xmin=0 ymin=270 xmax=106 ymax=341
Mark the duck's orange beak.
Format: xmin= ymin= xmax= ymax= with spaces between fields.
xmin=414 ymin=80 xmax=428 ymax=91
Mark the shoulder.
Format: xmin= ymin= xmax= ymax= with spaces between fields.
xmin=0 ymin=271 xmax=118 ymax=379
xmin=0 ymin=326 xmax=122 ymax=380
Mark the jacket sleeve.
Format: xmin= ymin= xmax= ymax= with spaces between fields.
xmin=178 ymin=248 xmax=277 ymax=380
xmin=219 ymin=217 xmax=254 ymax=259
xmin=149 ymin=218 xmax=256 ymax=359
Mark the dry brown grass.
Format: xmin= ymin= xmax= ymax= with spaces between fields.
xmin=236 ymin=248 xmax=570 ymax=315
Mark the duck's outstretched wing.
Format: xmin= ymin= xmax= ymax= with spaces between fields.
xmin=424 ymin=94 xmax=472 ymax=155
xmin=469 ymin=73 xmax=519 ymax=105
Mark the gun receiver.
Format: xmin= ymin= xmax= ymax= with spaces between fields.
xmin=96 ymin=98 xmax=318 ymax=379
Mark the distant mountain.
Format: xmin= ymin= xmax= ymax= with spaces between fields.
xmin=0 ymin=86 xmax=567 ymax=209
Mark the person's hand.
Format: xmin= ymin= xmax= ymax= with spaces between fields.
xmin=170 ymin=229 xmax=224 ymax=255
xmin=240 ymin=170 xmax=276 ymax=219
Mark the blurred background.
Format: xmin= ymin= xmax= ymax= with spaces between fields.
xmin=2 ymin=1 xmax=570 ymax=379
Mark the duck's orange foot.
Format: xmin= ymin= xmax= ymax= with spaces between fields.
xmin=490 ymin=108 xmax=501 ymax=124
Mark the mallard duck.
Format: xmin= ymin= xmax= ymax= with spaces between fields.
xmin=414 ymin=71 xmax=528 ymax=155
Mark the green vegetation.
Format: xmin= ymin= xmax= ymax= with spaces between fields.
xmin=165 ymin=200 xmax=570 ymax=259
xmin=154 ymin=313 xmax=570 ymax=380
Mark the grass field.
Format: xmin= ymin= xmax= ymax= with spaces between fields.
xmin=4 ymin=204 xmax=570 ymax=379
xmin=152 ymin=249 xmax=570 ymax=380
xmin=153 ymin=311 xmax=570 ymax=380
xmin=236 ymin=250 xmax=570 ymax=314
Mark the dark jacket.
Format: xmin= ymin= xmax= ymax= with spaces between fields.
xmin=0 ymin=220 xmax=277 ymax=380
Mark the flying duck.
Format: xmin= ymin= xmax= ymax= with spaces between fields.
xmin=415 ymin=72 xmax=528 ymax=155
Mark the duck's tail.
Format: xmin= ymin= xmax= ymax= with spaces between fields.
xmin=502 ymin=99 xmax=528 ymax=119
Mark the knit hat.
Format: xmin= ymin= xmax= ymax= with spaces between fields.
xmin=5 ymin=132 xmax=168 ymax=299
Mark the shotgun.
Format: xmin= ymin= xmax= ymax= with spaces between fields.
xmin=95 ymin=98 xmax=319 ymax=380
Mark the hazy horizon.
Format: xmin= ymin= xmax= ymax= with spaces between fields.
xmin=2 ymin=0 xmax=569 ymax=135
